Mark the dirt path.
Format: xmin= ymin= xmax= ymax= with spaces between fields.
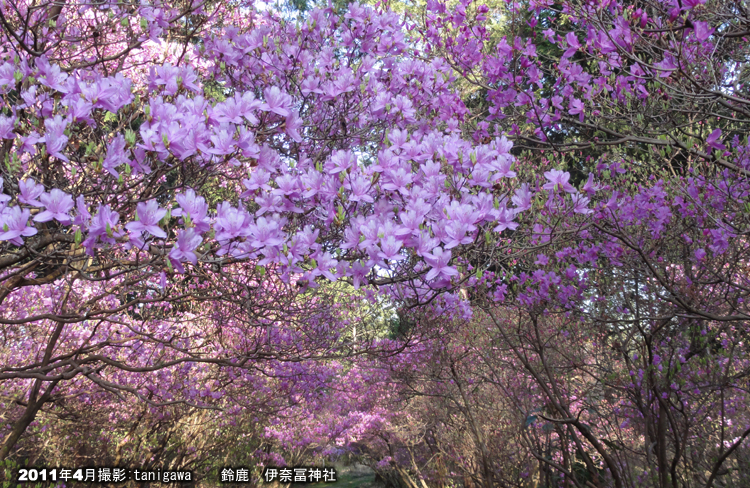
xmin=298 ymin=464 xmax=382 ymax=488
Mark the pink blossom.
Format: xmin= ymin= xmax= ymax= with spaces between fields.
xmin=0 ymin=207 xmax=37 ymax=245
xmin=543 ymin=169 xmax=576 ymax=193
xmin=125 ymin=200 xmax=167 ymax=239
xmin=34 ymin=189 xmax=75 ymax=224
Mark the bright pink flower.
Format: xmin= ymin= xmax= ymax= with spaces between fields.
xmin=706 ymin=128 xmax=726 ymax=151
xmin=0 ymin=207 xmax=37 ymax=245
xmin=44 ymin=115 xmax=69 ymax=162
xmin=19 ymin=179 xmax=44 ymax=206
xmin=424 ymin=247 xmax=458 ymax=281
xmin=125 ymin=200 xmax=167 ymax=239
xmin=34 ymin=189 xmax=74 ymax=224
xmin=261 ymin=86 xmax=292 ymax=117
xmin=0 ymin=115 xmax=14 ymax=139
xmin=169 ymin=228 xmax=202 ymax=267
xmin=568 ymin=98 xmax=585 ymax=122
xmin=543 ymin=169 xmax=576 ymax=193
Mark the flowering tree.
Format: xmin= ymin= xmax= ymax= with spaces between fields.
xmin=0 ymin=0 xmax=534 ymax=469
xmin=353 ymin=0 xmax=750 ymax=487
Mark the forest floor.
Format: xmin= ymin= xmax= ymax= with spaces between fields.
xmin=300 ymin=464 xmax=382 ymax=488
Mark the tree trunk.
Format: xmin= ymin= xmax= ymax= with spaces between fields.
xmin=0 ymin=380 xmax=59 ymax=462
